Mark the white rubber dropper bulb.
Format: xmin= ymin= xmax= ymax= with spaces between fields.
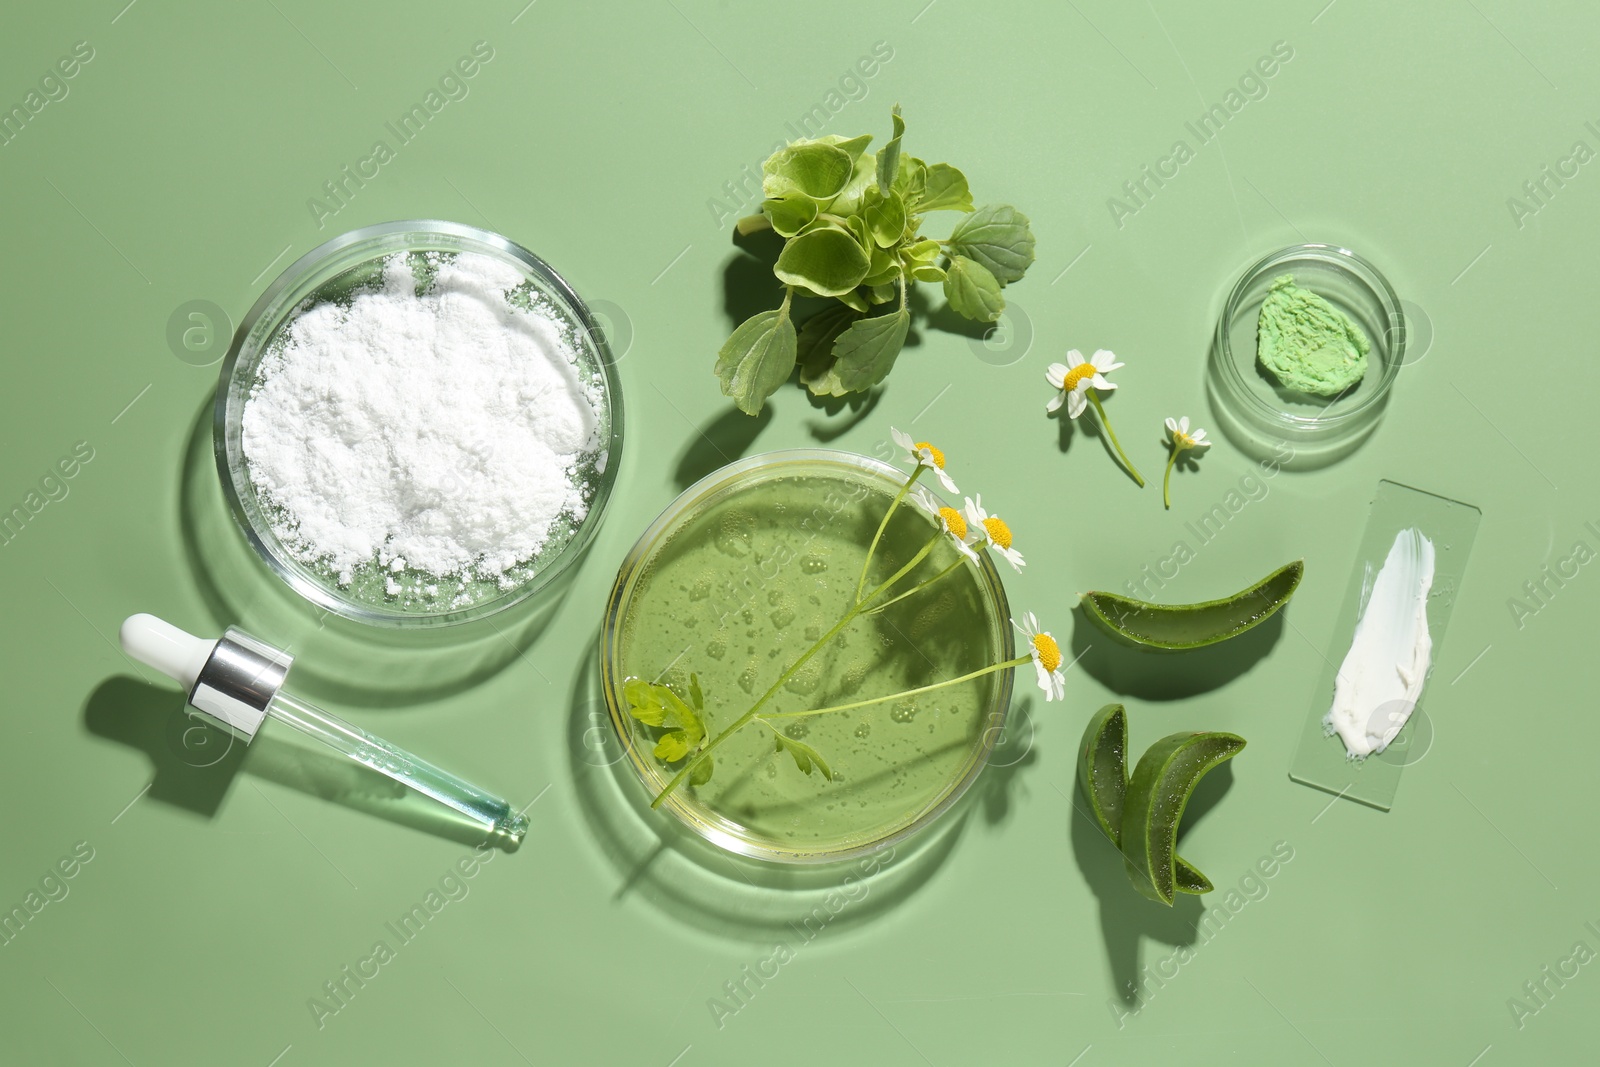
xmin=119 ymin=613 xmax=217 ymax=691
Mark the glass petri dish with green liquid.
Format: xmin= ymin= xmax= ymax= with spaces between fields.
xmin=600 ymin=450 xmax=1014 ymax=863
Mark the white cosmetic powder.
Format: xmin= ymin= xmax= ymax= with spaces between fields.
xmin=1325 ymin=527 xmax=1435 ymax=758
xmin=242 ymin=251 xmax=603 ymax=599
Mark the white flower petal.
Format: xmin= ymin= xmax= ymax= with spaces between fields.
xmin=1064 ymin=349 xmax=1086 ymax=369
xmin=998 ymin=545 xmax=1026 ymax=571
xmin=1066 ymin=390 xmax=1088 ymax=419
xmin=1045 ymin=392 xmax=1065 ymax=414
xmin=1090 ymin=374 xmax=1114 ymax=391
xmin=1165 ymin=416 xmax=1178 ymax=435
xmin=1045 ymin=362 xmax=1069 ymax=388
xmin=933 ymin=466 xmax=959 ymax=494
xmin=891 ymin=427 xmax=914 ymax=453
xmin=1088 ymin=348 xmax=1126 ymax=374
xmin=1178 ymin=416 xmax=1190 ymax=434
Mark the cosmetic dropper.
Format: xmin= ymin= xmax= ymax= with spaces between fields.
xmin=119 ymin=613 xmax=528 ymax=851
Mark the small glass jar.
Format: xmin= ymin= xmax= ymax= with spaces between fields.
xmin=1208 ymin=243 xmax=1406 ymax=468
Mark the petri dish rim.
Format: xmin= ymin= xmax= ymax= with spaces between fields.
xmin=1211 ymin=242 xmax=1406 ymax=440
xmin=213 ymin=219 xmax=624 ymax=629
xmin=599 ymin=448 xmax=1015 ymax=865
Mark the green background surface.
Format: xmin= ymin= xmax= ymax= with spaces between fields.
xmin=1 ymin=2 xmax=1594 ymax=1064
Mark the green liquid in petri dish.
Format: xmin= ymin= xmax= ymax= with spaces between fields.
xmin=617 ymin=464 xmax=1003 ymax=855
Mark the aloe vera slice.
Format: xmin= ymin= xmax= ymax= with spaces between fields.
xmin=1080 ymin=560 xmax=1303 ymax=651
xmin=1120 ymin=731 xmax=1246 ymax=905
xmin=1077 ymin=704 xmax=1213 ymax=895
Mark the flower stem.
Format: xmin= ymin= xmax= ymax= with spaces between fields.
xmin=652 ymin=532 xmax=942 ymax=808
xmin=855 ymin=466 xmax=922 ymax=605
xmin=862 ymin=557 xmax=965 ymax=615
xmin=1162 ymin=447 xmax=1180 ymax=510
xmin=1088 ymin=391 xmax=1144 ymax=487
xmin=761 ymin=656 xmax=1032 ymax=720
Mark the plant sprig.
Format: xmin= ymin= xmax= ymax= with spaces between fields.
xmin=717 ymin=106 xmax=1036 ymax=415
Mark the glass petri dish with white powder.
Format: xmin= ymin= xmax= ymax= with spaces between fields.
xmin=216 ymin=222 xmax=623 ymax=627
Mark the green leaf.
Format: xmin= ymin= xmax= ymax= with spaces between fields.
xmin=866 ymin=191 xmax=906 ymax=248
xmin=875 ymin=105 xmax=905 ymax=196
xmin=817 ymin=132 xmax=873 ymax=162
xmin=902 ymin=238 xmax=942 ymax=267
xmin=948 ymin=204 xmax=1036 ymax=283
xmin=863 ymin=249 xmax=902 ymax=289
xmin=774 ymin=731 xmax=835 ymax=780
xmin=715 ymin=298 xmax=798 ymax=416
xmin=895 ymin=154 xmax=927 ymax=203
xmin=826 ymin=152 xmax=877 ymax=217
xmin=688 ymin=672 xmax=704 ymax=712
xmin=797 ymin=305 xmax=861 ymax=397
xmin=1121 ymin=731 xmax=1247 ymax=905
xmin=942 ymin=255 xmax=1005 ymax=322
xmin=867 ymin=282 xmax=897 ymax=305
xmin=836 ymin=289 xmax=869 ymax=314
xmin=762 ymin=142 xmax=855 ymax=202
xmin=689 ymin=753 xmax=715 ymax=787
xmin=830 ymin=300 xmax=910 ymax=393
xmin=654 ymin=732 xmax=692 ymax=762
xmin=623 ymin=677 xmax=667 ymax=727
xmin=918 ymin=163 xmax=974 ymax=213
xmin=762 ymin=194 xmax=817 ymax=238
xmin=775 ymin=227 xmax=871 ymax=298
xmin=910 ymin=264 xmax=946 ymax=283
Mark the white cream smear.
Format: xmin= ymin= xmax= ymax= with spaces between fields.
xmin=1325 ymin=527 xmax=1436 ymax=758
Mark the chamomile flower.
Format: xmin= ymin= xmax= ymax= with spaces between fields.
xmin=891 ymin=426 xmax=959 ymax=494
xmin=1045 ymin=349 xmax=1124 ymax=419
xmin=1161 ymin=416 xmax=1211 ymax=510
xmin=963 ymin=495 xmax=1025 ymax=572
xmin=911 ymin=486 xmax=979 ymax=562
xmin=1012 ymin=611 xmax=1066 ymax=701
xmin=1044 ymin=349 xmax=1144 ymax=487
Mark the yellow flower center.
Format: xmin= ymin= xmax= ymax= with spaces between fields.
xmin=937 ymin=506 xmax=967 ymax=540
xmin=1173 ymin=431 xmax=1194 ymax=449
xmin=1061 ymin=363 xmax=1098 ymax=391
xmin=915 ymin=441 xmax=946 ymax=469
xmin=1032 ymin=632 xmax=1063 ymax=673
xmin=982 ymin=516 xmax=1013 ymax=549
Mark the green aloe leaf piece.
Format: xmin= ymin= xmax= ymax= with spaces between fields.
xmin=918 ymin=162 xmax=974 ymax=213
xmin=1078 ymin=704 xmax=1213 ymax=896
xmin=830 ymin=301 xmax=910 ymax=393
xmin=948 ymin=204 xmax=1036 ymax=283
xmin=1080 ymin=560 xmax=1304 ymax=651
xmin=1121 ymin=732 xmax=1247 ymax=905
xmin=774 ymin=226 xmax=871 ymax=298
xmin=715 ymin=300 xmax=797 ymax=416
xmin=942 ymin=255 xmax=1004 ymax=322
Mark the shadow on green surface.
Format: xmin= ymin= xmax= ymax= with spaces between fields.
xmin=1068 ymin=604 xmax=1284 ymax=702
xmin=566 ymin=639 xmax=1036 ymax=944
xmin=672 ymin=404 xmax=774 ymax=489
xmin=177 ymin=396 xmax=569 ymax=709
xmin=803 ymin=387 xmax=881 ymax=443
xmin=1068 ymin=761 xmax=1234 ymax=1005
xmin=84 ymin=676 xmax=495 ymax=849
